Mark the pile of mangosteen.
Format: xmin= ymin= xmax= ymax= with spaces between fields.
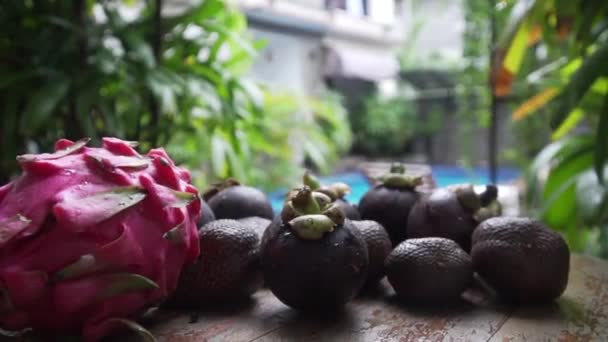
xmin=170 ymin=164 xmax=570 ymax=312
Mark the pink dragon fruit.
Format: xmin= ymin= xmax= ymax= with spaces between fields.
xmin=0 ymin=137 xmax=201 ymax=341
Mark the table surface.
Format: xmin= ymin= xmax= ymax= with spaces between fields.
xmin=143 ymin=254 xmax=608 ymax=342
xmin=2 ymin=254 xmax=607 ymax=341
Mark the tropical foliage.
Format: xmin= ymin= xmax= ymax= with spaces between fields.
xmin=0 ymin=0 xmax=351 ymax=189
xmin=494 ymin=0 xmax=608 ymax=257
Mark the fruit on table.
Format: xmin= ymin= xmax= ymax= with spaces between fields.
xmin=238 ymin=216 xmax=271 ymax=241
xmin=198 ymin=199 xmax=216 ymax=228
xmin=260 ymin=187 xmax=369 ymax=311
xmin=385 ymin=238 xmax=472 ymax=304
xmin=204 ymin=179 xmax=274 ymax=220
xmin=302 ymin=171 xmax=360 ymax=220
xmin=407 ymin=184 xmax=501 ymax=252
xmin=0 ymin=138 xmax=201 ymax=341
xmin=351 ymin=220 xmax=392 ymax=286
xmin=471 ymin=217 xmax=570 ymax=303
xmin=170 ymin=219 xmax=262 ymax=306
xmin=358 ymin=163 xmax=421 ymax=246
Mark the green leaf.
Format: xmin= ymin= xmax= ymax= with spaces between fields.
xmin=0 ymin=70 xmax=40 ymax=90
xmin=551 ymin=42 xmax=608 ymax=129
xmin=576 ymin=168 xmax=607 ymax=224
xmin=596 ymin=95 xmax=608 ymax=184
xmin=20 ymin=77 xmax=70 ymax=133
xmin=551 ymin=108 xmax=585 ymax=140
xmin=542 ymin=145 xmax=595 ymax=229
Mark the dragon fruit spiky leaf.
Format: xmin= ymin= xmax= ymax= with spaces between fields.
xmin=93 ymin=318 xmax=156 ymax=342
xmin=55 ymin=223 xmax=145 ymax=281
xmin=0 ymin=137 xmax=200 ymax=341
xmin=52 ymin=186 xmax=147 ymax=231
xmin=102 ymin=137 xmax=141 ymax=156
xmin=17 ymin=138 xmax=90 ymax=163
xmin=85 ymin=150 xmax=150 ymax=170
xmin=0 ymin=214 xmax=31 ymax=245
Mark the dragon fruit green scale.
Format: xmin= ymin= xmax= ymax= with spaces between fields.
xmin=0 ymin=137 xmax=202 ymax=341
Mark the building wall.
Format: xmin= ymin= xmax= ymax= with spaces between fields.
xmin=399 ymin=0 xmax=465 ymax=64
xmin=248 ymin=27 xmax=325 ymax=96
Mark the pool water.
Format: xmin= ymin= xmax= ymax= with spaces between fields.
xmin=269 ymin=166 xmax=520 ymax=212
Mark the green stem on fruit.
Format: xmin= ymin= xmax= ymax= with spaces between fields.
xmin=288 ymin=214 xmax=336 ymax=240
xmin=316 ymin=186 xmax=338 ymax=201
xmin=479 ymin=184 xmax=499 ymax=207
xmin=452 ymin=185 xmax=481 ymax=212
xmin=379 ymin=174 xmax=423 ymax=188
xmin=322 ymin=203 xmax=345 ymax=225
xmin=473 ymin=200 xmax=502 ymax=222
xmin=281 ymin=201 xmax=301 ymax=222
xmin=312 ymin=191 xmax=332 ymax=209
xmin=329 ymin=182 xmax=351 ymax=199
xmin=390 ymin=163 xmax=406 ymax=174
xmin=291 ymin=186 xmax=320 ymax=214
xmin=303 ymin=170 xmax=321 ymax=190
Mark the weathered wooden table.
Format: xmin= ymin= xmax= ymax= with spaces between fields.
xmin=1 ymin=254 xmax=606 ymax=341
xmin=142 ymin=254 xmax=607 ymax=342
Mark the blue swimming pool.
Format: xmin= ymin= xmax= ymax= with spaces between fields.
xmin=269 ymin=166 xmax=520 ymax=212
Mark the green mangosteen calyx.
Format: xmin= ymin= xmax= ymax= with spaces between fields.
xmin=474 ymin=185 xmax=502 ymax=222
xmin=377 ymin=163 xmax=423 ymax=189
xmin=291 ymin=186 xmax=321 ymax=214
xmin=281 ymin=186 xmax=346 ymax=240
xmin=303 ymin=170 xmax=321 ymax=190
xmin=288 ymin=215 xmax=336 ymax=240
xmin=450 ymin=184 xmax=502 ymax=222
xmin=302 ymin=171 xmax=352 ymax=201
xmin=202 ymin=178 xmax=240 ymax=201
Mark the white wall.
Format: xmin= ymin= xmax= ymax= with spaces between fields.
xmin=248 ymin=27 xmax=325 ymax=96
xmin=287 ymin=0 xmax=325 ymax=9
xmin=399 ymin=0 xmax=465 ymax=65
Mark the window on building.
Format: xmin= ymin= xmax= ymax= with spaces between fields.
xmin=326 ymin=0 xmax=396 ymax=23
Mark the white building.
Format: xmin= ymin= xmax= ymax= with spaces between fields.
xmin=235 ymin=0 xmax=405 ymax=96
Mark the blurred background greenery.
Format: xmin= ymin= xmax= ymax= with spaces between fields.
xmin=0 ymin=0 xmax=606 ymax=257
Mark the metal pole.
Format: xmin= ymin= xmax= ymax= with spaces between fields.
xmin=489 ymin=0 xmax=498 ymax=184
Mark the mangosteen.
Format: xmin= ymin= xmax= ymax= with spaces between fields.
xmin=302 ymin=171 xmax=361 ymax=220
xmin=358 ymin=164 xmax=421 ymax=246
xmin=198 ymin=198 xmax=216 ymax=228
xmin=407 ymin=184 xmax=502 ymax=252
xmin=204 ymin=178 xmax=274 ymax=220
xmin=260 ymin=186 xmax=369 ymax=311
